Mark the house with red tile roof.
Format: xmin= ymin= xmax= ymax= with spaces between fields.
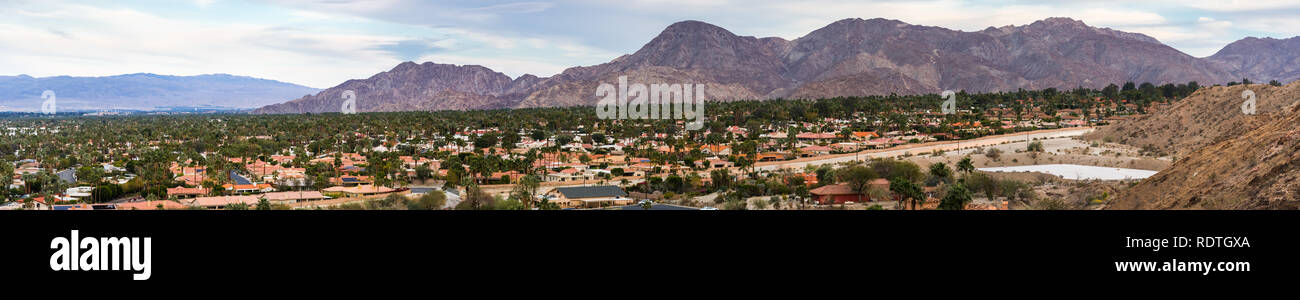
xmin=851 ymin=131 xmax=880 ymax=140
xmin=184 ymin=195 xmax=260 ymax=209
xmin=700 ymin=144 xmax=731 ymax=156
xmin=323 ymin=185 xmax=396 ymax=197
xmin=796 ymin=132 xmax=837 ymax=140
xmin=222 ymin=183 xmax=274 ymax=194
xmin=799 ymin=145 xmax=833 ymax=157
xmin=809 ymin=179 xmax=891 ymax=205
xmin=115 ymin=200 xmax=188 ymax=210
xmin=166 ymin=187 xmax=209 ymax=199
xmin=259 ymin=191 xmax=326 ymax=204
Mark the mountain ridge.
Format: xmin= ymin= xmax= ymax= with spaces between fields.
xmin=254 ymin=17 xmax=1296 ymax=114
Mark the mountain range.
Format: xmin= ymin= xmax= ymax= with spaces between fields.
xmin=0 ymin=73 xmax=319 ymax=112
xmin=245 ymin=17 xmax=1299 ymax=114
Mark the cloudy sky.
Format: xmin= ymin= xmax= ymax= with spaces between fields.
xmin=3 ymin=0 xmax=1298 ymax=89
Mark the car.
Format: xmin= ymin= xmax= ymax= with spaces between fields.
xmin=637 ymin=199 xmax=654 ymax=205
xmin=700 ymin=207 xmax=718 ymax=210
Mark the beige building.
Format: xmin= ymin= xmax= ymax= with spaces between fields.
xmin=544 ymin=186 xmax=631 ymax=208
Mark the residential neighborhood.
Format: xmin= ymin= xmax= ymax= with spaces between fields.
xmin=0 ymin=83 xmax=1193 ymax=211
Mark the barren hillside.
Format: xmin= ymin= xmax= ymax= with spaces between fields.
xmin=1084 ymin=83 xmax=1300 ymax=158
xmin=1106 ymin=85 xmax=1300 ymax=209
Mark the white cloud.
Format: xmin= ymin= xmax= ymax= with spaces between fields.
xmin=1179 ymin=0 xmax=1300 ymax=12
xmin=1232 ymin=16 xmax=1300 ymax=37
xmin=6 ymin=0 xmax=1300 ymax=90
xmin=0 ymin=2 xmax=409 ymax=88
xmin=416 ymin=54 xmax=574 ymax=78
xmin=1197 ymin=17 xmax=1233 ymax=30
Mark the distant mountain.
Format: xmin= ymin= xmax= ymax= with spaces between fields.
xmin=254 ymin=62 xmax=528 ymax=113
xmin=0 ymin=73 xmax=318 ymax=112
xmin=256 ymin=17 xmax=1278 ymax=114
xmin=1207 ymin=36 xmax=1300 ymax=84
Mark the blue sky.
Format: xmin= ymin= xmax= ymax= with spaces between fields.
xmin=3 ymin=0 xmax=1298 ymax=88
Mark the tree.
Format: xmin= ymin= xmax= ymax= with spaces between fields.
xmin=1102 ymin=83 xmax=1119 ymax=100
xmin=928 ymin=162 xmax=952 ymax=186
xmin=76 ymin=166 xmax=105 ymax=186
xmin=956 ymin=156 xmax=974 ymax=174
xmin=709 ymin=168 xmax=732 ymax=191
xmin=457 ymin=184 xmax=496 ymax=210
xmin=723 ymin=198 xmax=747 ymax=210
xmin=814 ymin=165 xmax=835 ymax=186
xmin=965 ymin=172 xmax=999 ymax=201
xmin=510 ymin=175 xmax=541 ymax=208
xmin=835 ymin=165 xmax=878 ymax=197
xmin=408 ymin=191 xmax=447 ymax=210
xmin=493 ymin=197 xmax=526 ymax=210
xmin=499 ymin=132 xmax=521 ymax=149
xmin=373 ymin=193 xmax=407 ymax=210
xmin=938 ymin=183 xmax=972 ymax=210
xmin=1026 ymin=141 xmax=1044 ymax=152
xmin=870 ymin=159 xmax=924 ymax=184
xmin=984 ymin=148 xmax=1003 ymax=161
xmin=889 ymin=178 xmax=925 ymax=210
xmin=998 ymin=179 xmax=1032 ymax=204
xmin=255 ymin=198 xmax=272 ymax=210
xmin=473 ymin=133 xmax=499 ymax=149
xmin=555 ymin=134 xmax=575 ymax=146
xmin=414 ymin=164 xmax=432 ymax=182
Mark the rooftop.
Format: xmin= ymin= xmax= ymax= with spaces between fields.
xmin=553 ymin=185 xmax=628 ymax=199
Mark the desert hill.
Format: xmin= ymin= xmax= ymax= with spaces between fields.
xmin=1084 ymin=83 xmax=1300 ymax=158
xmin=1106 ymin=82 xmax=1300 ymax=209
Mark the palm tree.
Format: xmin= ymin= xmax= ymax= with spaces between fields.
xmin=890 ymin=178 xmax=924 ymax=210
xmin=929 ymin=162 xmax=952 ymax=185
xmin=957 ymin=156 xmax=975 ymax=174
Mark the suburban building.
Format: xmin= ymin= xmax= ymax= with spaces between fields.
xmin=183 ymin=195 xmax=260 ymax=209
xmin=259 ymin=191 xmax=326 ymax=204
xmin=323 ymin=185 xmax=396 ymax=197
xmin=809 ymin=179 xmax=891 ymax=204
xmin=167 ymin=187 xmax=209 ymax=199
xmin=545 ymin=185 xmax=631 ymax=208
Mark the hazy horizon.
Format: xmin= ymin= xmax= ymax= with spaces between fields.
xmin=4 ymin=0 xmax=1299 ymax=89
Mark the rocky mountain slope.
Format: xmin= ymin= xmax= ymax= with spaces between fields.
xmin=1106 ymin=82 xmax=1300 ymax=209
xmin=1084 ymin=83 xmax=1300 ymax=158
xmin=253 ymin=62 xmax=530 ymax=113
xmin=257 ymin=17 xmax=1277 ymax=114
xmin=1207 ymin=36 xmax=1300 ymax=84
